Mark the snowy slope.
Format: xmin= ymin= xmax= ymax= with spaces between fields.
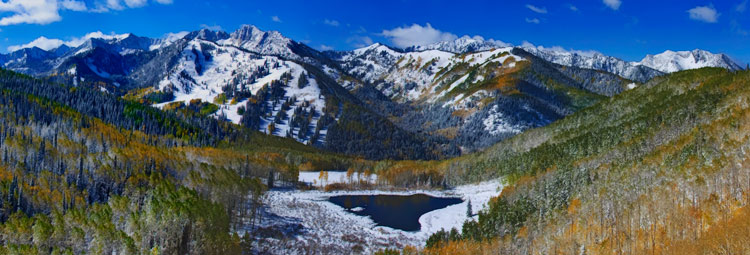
xmin=5 ymin=25 xmax=745 ymax=154
xmin=334 ymin=44 xmax=547 ymax=151
xmin=336 ymin=44 xmax=525 ymax=103
xmin=638 ymin=49 xmax=743 ymax=73
xmin=429 ymin=47 xmax=522 ymax=100
xmin=521 ymin=46 xmax=663 ymax=82
xmin=377 ymin=49 xmax=455 ymax=101
xmin=333 ymin=43 xmax=403 ymax=83
xmin=152 ymin=38 xmax=327 ymax=144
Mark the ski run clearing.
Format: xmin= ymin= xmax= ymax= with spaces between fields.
xmin=253 ymin=172 xmax=504 ymax=254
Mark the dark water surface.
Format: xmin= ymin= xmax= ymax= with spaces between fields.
xmin=328 ymin=194 xmax=463 ymax=231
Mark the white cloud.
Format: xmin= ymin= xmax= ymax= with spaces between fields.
xmin=271 ymin=15 xmax=282 ymax=23
xmin=95 ymin=0 xmax=172 ymax=12
xmin=688 ymin=5 xmax=719 ymax=23
xmin=7 ymin=31 xmax=127 ymax=52
xmin=0 ymin=0 xmax=174 ymax=25
xmin=0 ymin=0 xmax=62 ymax=26
xmin=569 ymin=4 xmax=579 ymax=12
xmin=162 ymin=31 xmax=188 ymax=42
xmin=65 ymin=31 xmax=127 ymax=45
xmin=525 ymin=4 xmax=547 ymax=14
xmin=347 ymin=35 xmax=374 ymax=48
xmin=124 ymin=0 xmax=148 ymax=8
xmin=323 ymin=19 xmax=339 ymax=27
xmin=60 ymin=0 xmax=87 ymax=11
xmin=319 ymin=45 xmax=334 ymax=51
xmin=525 ymin=18 xmax=540 ymax=24
xmin=458 ymin=35 xmax=512 ymax=48
xmin=603 ymin=0 xmax=621 ymax=10
xmin=106 ymin=0 xmax=125 ymax=10
xmin=381 ymin=23 xmax=457 ymax=48
xmin=484 ymin=38 xmax=511 ymax=48
xmin=7 ymin=36 xmax=64 ymax=51
xmin=200 ymin=24 xmax=222 ymax=31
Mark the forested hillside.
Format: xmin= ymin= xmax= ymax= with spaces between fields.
xmin=2 ymin=21 xmax=748 ymax=255
xmin=0 ymin=68 xmax=355 ymax=254
xmin=416 ymin=68 xmax=750 ymax=254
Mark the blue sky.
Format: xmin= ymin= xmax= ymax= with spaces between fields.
xmin=1 ymin=0 xmax=749 ymax=64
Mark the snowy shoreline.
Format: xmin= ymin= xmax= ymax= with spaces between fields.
xmin=256 ymin=175 xmax=504 ymax=254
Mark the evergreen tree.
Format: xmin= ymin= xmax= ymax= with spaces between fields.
xmin=267 ymin=170 xmax=274 ymax=189
xmin=297 ymin=72 xmax=309 ymax=89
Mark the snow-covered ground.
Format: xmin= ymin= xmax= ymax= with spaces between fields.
xmin=482 ymin=104 xmax=525 ymax=135
xmin=253 ymin=175 xmax=504 ymax=254
xmin=151 ymin=38 xmax=327 ymax=144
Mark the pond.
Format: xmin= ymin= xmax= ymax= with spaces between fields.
xmin=328 ymin=194 xmax=463 ymax=232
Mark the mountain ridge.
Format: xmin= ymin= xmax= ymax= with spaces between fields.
xmin=0 ymin=25 xmax=744 ymax=160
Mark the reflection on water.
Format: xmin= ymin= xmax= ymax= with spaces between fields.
xmin=328 ymin=194 xmax=463 ymax=232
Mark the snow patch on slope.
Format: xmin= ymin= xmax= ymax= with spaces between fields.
xmin=153 ymin=39 xmax=326 ymax=144
xmin=482 ymin=105 xmax=524 ymax=135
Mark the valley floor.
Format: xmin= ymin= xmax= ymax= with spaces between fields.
xmin=251 ymin=178 xmax=503 ymax=254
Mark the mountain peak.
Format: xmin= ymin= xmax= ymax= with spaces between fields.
xmin=234 ymin=24 xmax=263 ymax=37
xmin=405 ymin=35 xmax=511 ymax=53
xmin=186 ymin=29 xmax=230 ymax=41
xmin=639 ymin=49 xmax=742 ymax=73
xmin=353 ymin=43 xmax=392 ymax=54
xmin=224 ymin=24 xmax=295 ymax=57
xmin=520 ymin=46 xmax=663 ymax=82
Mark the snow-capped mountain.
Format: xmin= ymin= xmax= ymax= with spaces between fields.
xmin=521 ymin=46 xmax=664 ymax=82
xmin=2 ymin=25 xmax=745 ymax=158
xmin=151 ymin=36 xmax=329 ymax=145
xmin=16 ymin=25 xmax=451 ymax=160
xmin=73 ymin=33 xmax=159 ymax=55
xmin=0 ymin=32 xmax=165 ymax=78
xmin=638 ymin=49 xmax=743 ymax=73
xmin=0 ymin=47 xmax=61 ymax=74
xmin=331 ymin=43 xmax=632 ymax=151
xmin=220 ymin=25 xmax=297 ymax=58
xmin=331 ymin=43 xmax=404 ymax=84
xmin=339 ymin=44 xmax=525 ymax=102
xmin=405 ymin=36 xmax=511 ymax=54
xmin=520 ymin=47 xmax=744 ymax=82
xmin=401 ymin=38 xmax=744 ymax=84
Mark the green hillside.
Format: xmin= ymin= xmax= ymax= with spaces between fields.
xmin=0 ymin=68 xmax=356 ymax=254
xmin=413 ymin=68 xmax=750 ymax=254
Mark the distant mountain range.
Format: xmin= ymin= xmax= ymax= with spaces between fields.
xmin=0 ymin=25 xmax=743 ymax=159
xmin=522 ymin=47 xmax=742 ymax=82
